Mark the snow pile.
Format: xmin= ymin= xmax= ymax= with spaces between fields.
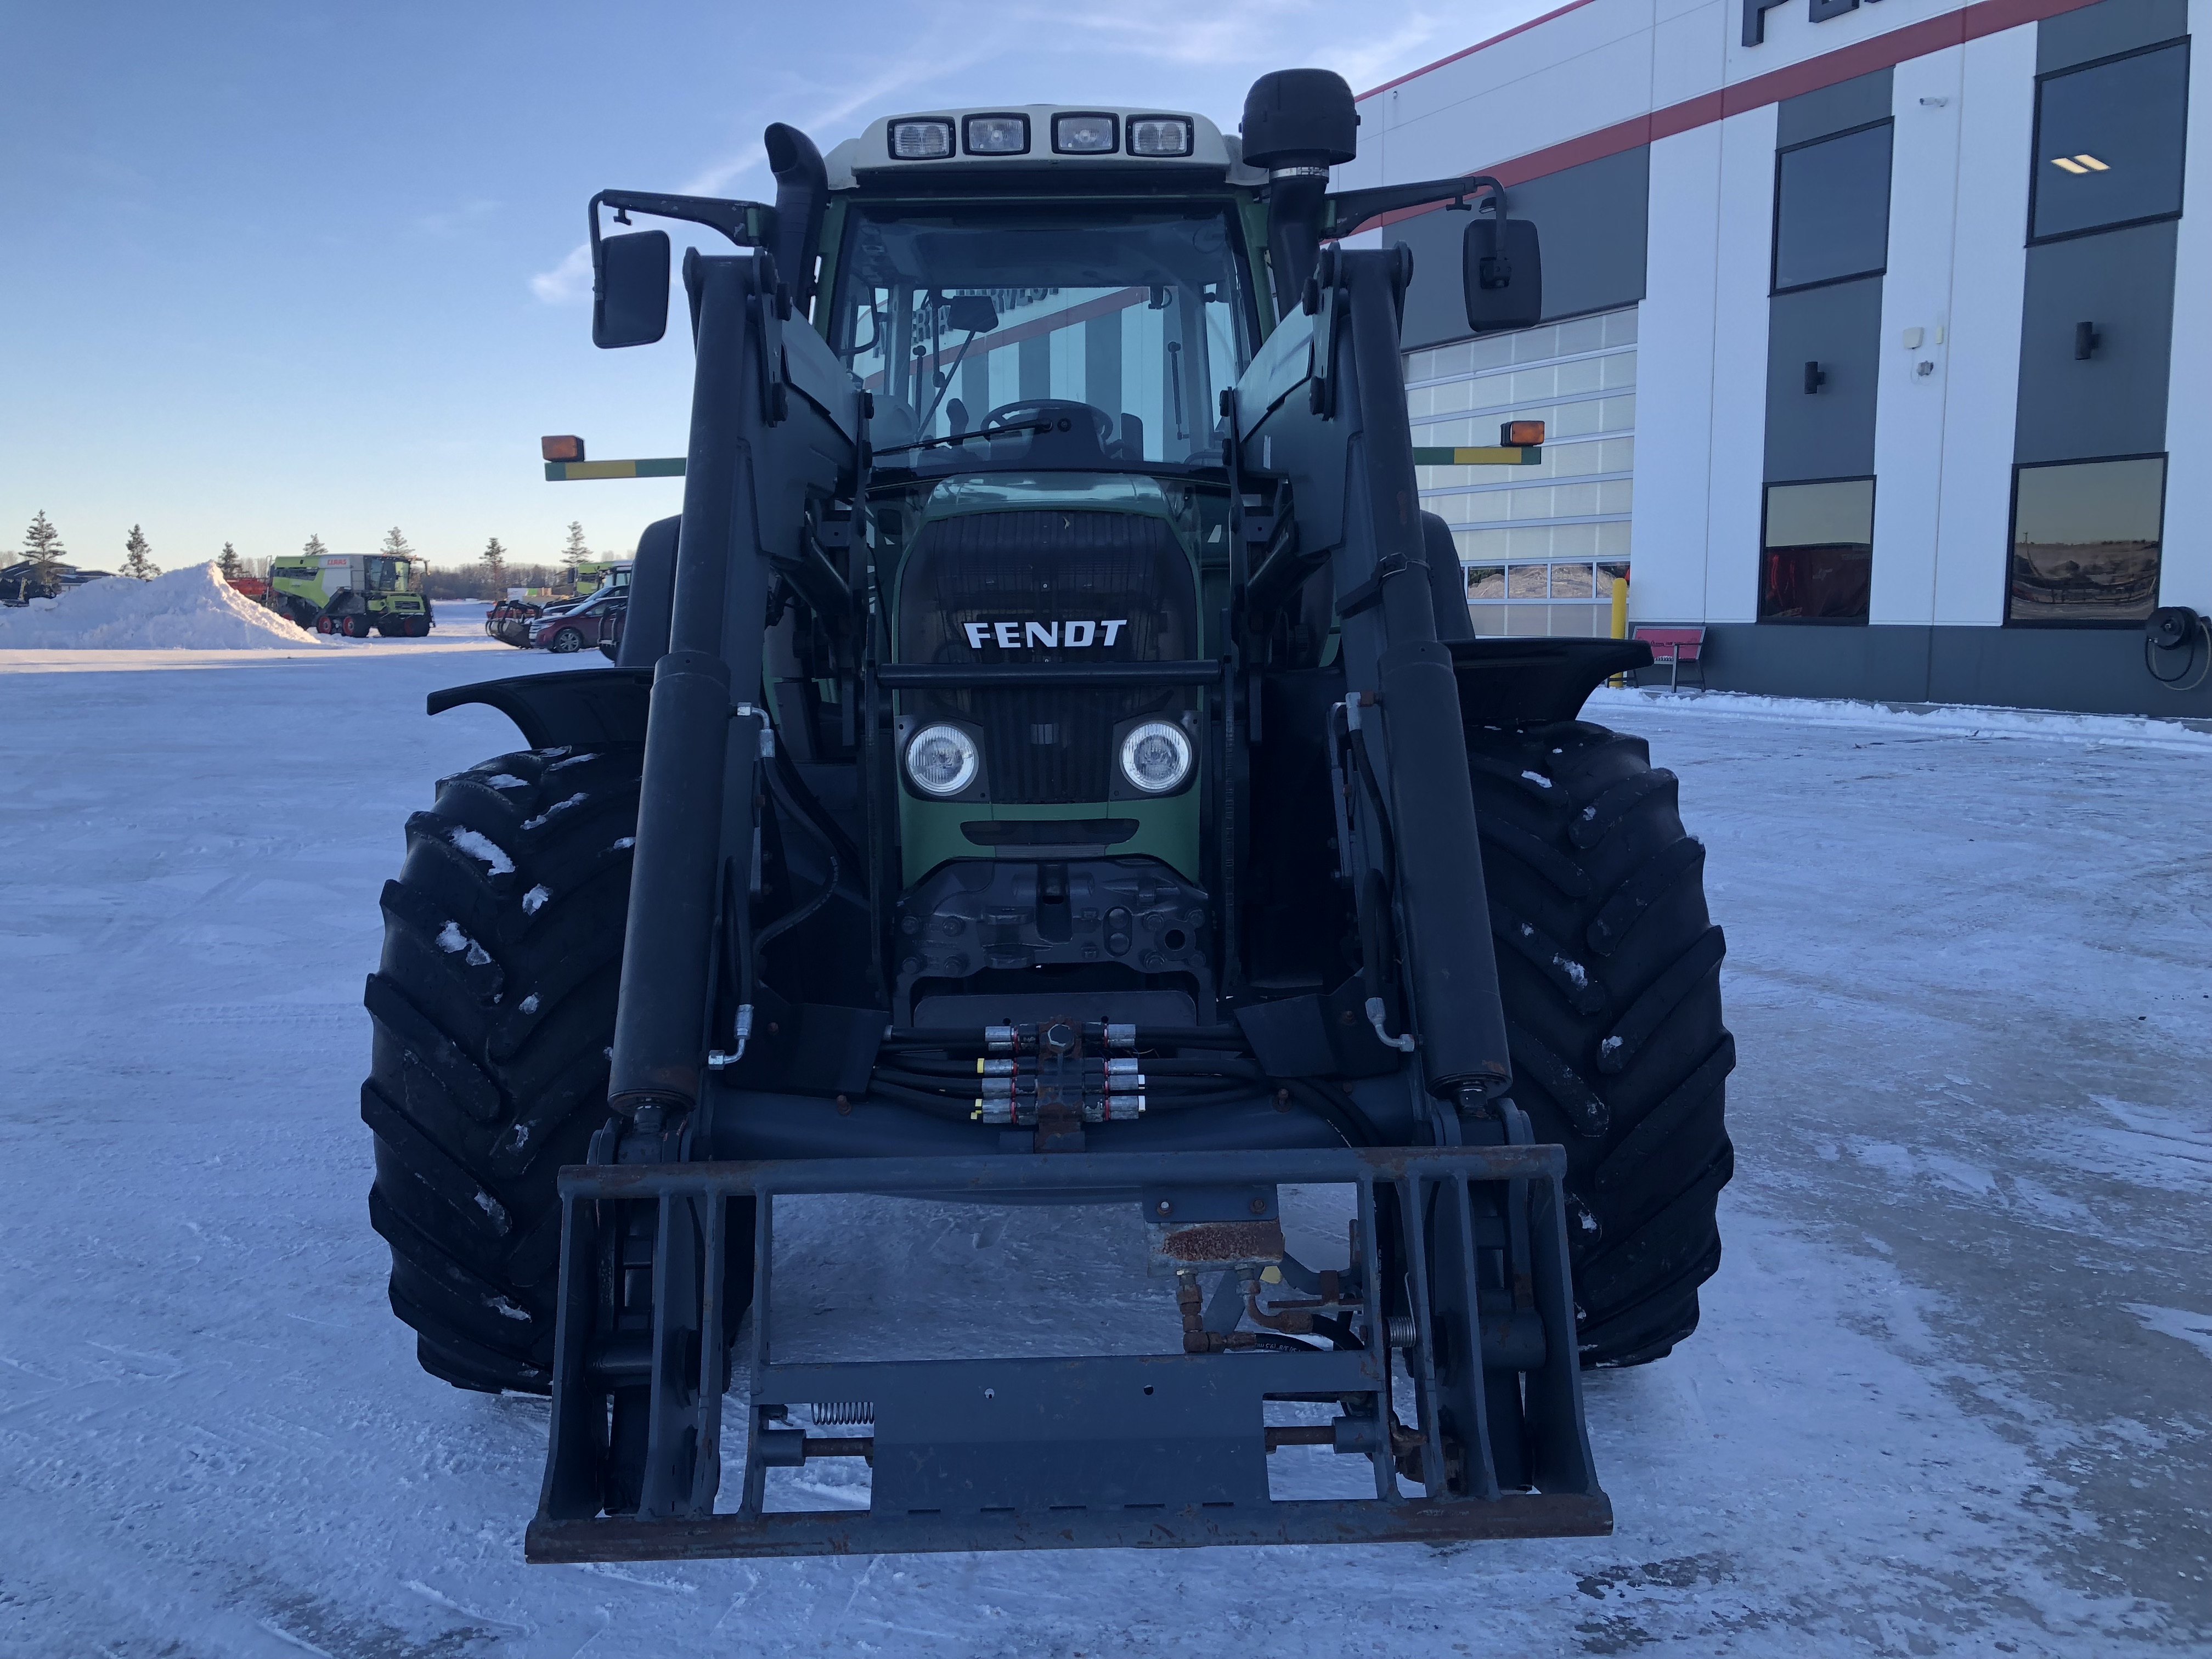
xmin=1586 ymin=684 xmax=2212 ymax=753
xmin=0 ymin=561 xmax=328 ymax=650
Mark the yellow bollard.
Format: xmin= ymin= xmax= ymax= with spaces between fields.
xmin=1608 ymin=575 xmax=1629 ymax=686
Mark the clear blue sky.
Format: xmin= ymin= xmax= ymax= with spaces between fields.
xmin=1 ymin=1 xmax=1537 ymax=572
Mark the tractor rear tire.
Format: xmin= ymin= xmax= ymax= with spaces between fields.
xmin=362 ymin=743 xmax=642 ymax=1392
xmin=1468 ymin=717 xmax=1735 ymax=1368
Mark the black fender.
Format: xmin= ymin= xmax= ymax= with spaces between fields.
xmin=1451 ymin=637 xmax=1653 ymax=726
xmin=427 ymin=668 xmax=653 ymax=748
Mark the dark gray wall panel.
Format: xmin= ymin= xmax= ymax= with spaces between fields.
xmin=1776 ymin=67 xmax=1894 ymax=146
xmin=2013 ymin=218 xmax=2176 ymax=462
xmin=1392 ymin=146 xmax=1649 ymax=350
xmin=1694 ymin=622 xmax=2212 ymax=716
xmin=2039 ymin=0 xmax=2190 ymax=72
xmin=1763 ymin=275 xmax=1884 ymax=481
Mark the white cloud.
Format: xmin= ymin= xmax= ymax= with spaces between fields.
xmin=529 ymin=242 xmax=592 ymax=306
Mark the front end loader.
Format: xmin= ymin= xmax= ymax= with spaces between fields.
xmin=360 ymin=71 xmax=1735 ymax=1560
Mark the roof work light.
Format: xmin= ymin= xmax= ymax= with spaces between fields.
xmin=1127 ymin=116 xmax=1193 ymax=157
xmin=889 ymin=119 xmax=955 ymax=159
xmin=1053 ymin=112 xmax=1118 ymax=154
xmin=964 ymin=114 xmax=1030 ymax=155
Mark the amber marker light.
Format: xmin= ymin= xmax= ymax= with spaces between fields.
xmin=1501 ymin=420 xmax=1547 ymax=447
xmin=541 ymin=435 xmax=585 ymax=462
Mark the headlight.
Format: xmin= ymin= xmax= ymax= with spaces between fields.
xmin=888 ymin=119 xmax=955 ymax=160
xmin=1052 ymin=112 xmax=1117 ymax=154
xmin=963 ymin=114 xmax=1030 ymax=155
xmin=1126 ymin=116 xmax=1193 ymax=157
xmin=1119 ymin=721 xmax=1192 ymax=793
xmin=906 ymin=724 xmax=979 ymax=796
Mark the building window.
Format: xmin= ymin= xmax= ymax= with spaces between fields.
xmin=2007 ymin=455 xmax=2166 ymax=623
xmin=1773 ymin=122 xmax=1893 ymax=294
xmin=1406 ymin=307 xmax=1637 ymax=637
xmin=2030 ymin=42 xmax=2190 ymax=244
xmin=1759 ymin=478 xmax=1874 ymax=622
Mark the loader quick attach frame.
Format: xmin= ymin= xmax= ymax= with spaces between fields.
xmin=528 ymin=202 xmax=1614 ymax=1556
xmin=529 ymin=1146 xmax=1605 ymax=1559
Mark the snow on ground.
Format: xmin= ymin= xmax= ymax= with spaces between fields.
xmin=0 ymin=646 xmax=2207 ymax=1657
xmin=0 ymin=562 xmax=335 ymax=651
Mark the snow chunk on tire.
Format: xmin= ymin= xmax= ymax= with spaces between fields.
xmin=448 ymin=827 xmax=515 ymax=874
xmin=520 ymin=793 xmax=585 ymax=832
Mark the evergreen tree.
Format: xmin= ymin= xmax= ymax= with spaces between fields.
xmin=217 ymin=543 xmax=244 ymax=580
xmin=119 ymin=524 xmax=160 ymax=581
xmin=20 ymin=510 xmax=65 ymax=600
xmin=482 ymin=536 xmax=509 ymax=597
xmin=558 ymin=521 xmax=591 ymax=589
xmin=303 ymin=533 xmax=329 ymax=558
xmin=381 ymin=527 xmax=414 ymax=558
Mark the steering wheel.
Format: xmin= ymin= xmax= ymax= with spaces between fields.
xmin=979 ymin=399 xmax=1115 ymax=447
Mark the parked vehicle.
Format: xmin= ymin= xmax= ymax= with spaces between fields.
xmin=264 ymin=552 xmax=432 ymax=636
xmin=364 ymin=74 xmax=1728 ymax=1565
xmin=528 ymin=587 xmax=626 ymax=652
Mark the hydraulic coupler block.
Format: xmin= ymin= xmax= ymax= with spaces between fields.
xmin=966 ymin=1019 xmax=1146 ymax=1124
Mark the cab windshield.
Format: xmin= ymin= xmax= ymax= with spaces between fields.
xmin=832 ymin=202 xmax=1256 ymax=467
xmin=364 ymin=556 xmax=414 ymax=594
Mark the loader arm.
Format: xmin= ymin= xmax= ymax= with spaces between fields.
xmin=1233 ymin=245 xmax=1514 ymax=1119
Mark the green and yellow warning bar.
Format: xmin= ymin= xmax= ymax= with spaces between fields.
xmin=1410 ymin=420 xmax=1546 ymax=468
xmin=1410 ymin=445 xmax=1542 ymax=466
xmin=540 ymin=436 xmax=684 ymax=482
xmin=543 ymin=458 xmax=686 ymax=482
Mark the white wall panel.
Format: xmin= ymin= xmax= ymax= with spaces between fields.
xmin=1705 ymin=104 xmax=1779 ymax=622
xmin=1651 ymin=0 xmax=1730 ymax=107
xmin=1870 ymin=49 xmax=1961 ymax=625
xmin=1629 ymin=123 xmax=1724 ymax=623
xmin=1370 ymin=29 xmax=1658 ymax=181
xmin=1930 ymin=22 xmax=2035 ymax=625
xmin=2158 ymin=0 xmax=2212 ymax=611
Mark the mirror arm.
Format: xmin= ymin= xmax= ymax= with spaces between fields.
xmin=1323 ymin=174 xmax=1507 ymax=239
xmin=588 ymin=190 xmax=778 ymax=266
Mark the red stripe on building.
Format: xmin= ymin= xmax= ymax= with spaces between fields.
xmin=1351 ymin=0 xmax=2106 ymax=234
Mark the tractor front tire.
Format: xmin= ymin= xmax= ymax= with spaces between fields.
xmin=362 ymin=744 xmax=642 ymax=1392
xmin=1469 ymin=718 xmax=1735 ymax=1368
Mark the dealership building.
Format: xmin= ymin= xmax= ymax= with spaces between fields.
xmin=1333 ymin=0 xmax=2209 ymax=714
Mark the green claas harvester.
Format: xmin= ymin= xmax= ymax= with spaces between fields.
xmin=267 ymin=550 xmax=433 ymax=636
xmin=362 ymin=70 xmax=1734 ymax=1560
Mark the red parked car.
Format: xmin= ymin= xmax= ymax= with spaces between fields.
xmin=529 ymin=589 xmax=627 ymax=653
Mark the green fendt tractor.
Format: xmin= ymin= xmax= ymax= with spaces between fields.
xmin=267 ymin=551 xmax=433 ymax=636
xmin=362 ymin=70 xmax=1733 ymax=1561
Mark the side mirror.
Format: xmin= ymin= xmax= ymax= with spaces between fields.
xmin=1464 ymin=212 xmax=1542 ymax=334
xmin=594 ymin=229 xmax=670 ymax=348
xmin=946 ymin=293 xmax=999 ymax=334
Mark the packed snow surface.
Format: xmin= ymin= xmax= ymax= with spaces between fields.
xmin=1 ymin=643 xmax=2208 ymax=1656
xmin=0 ymin=560 xmax=331 ymax=650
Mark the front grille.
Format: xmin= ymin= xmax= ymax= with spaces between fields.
xmin=896 ymin=509 xmax=1198 ymax=804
